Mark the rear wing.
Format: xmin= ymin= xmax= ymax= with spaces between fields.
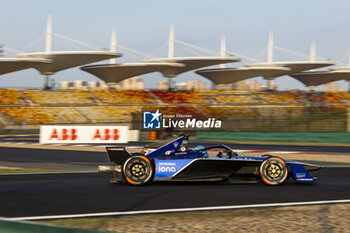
xmin=106 ymin=147 xmax=131 ymax=164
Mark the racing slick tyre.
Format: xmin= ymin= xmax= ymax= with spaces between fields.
xmin=259 ymin=156 xmax=288 ymax=186
xmin=123 ymin=154 xmax=154 ymax=185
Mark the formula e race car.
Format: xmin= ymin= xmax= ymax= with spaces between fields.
xmin=98 ymin=135 xmax=321 ymax=186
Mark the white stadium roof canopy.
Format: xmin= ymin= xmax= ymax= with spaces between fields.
xmin=0 ymin=58 xmax=51 ymax=75
xmin=81 ymin=62 xmax=184 ymax=83
xmin=245 ymin=61 xmax=335 ymax=77
xmin=14 ymin=51 xmax=121 ymax=75
xmin=196 ymin=66 xmax=290 ymax=85
xmin=196 ymin=61 xmax=335 ymax=85
xmin=290 ymin=66 xmax=350 ymax=88
xmin=142 ymin=57 xmax=240 ymax=77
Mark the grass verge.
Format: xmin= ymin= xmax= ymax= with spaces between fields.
xmin=0 ymin=166 xmax=64 ymax=173
xmin=43 ymin=204 xmax=350 ymax=233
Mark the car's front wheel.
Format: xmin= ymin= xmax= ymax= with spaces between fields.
xmin=259 ymin=157 xmax=288 ymax=185
xmin=123 ymin=155 xmax=154 ymax=185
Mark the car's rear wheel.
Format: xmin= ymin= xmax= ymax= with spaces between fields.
xmin=123 ymin=155 xmax=153 ymax=185
xmin=260 ymin=157 xmax=288 ymax=185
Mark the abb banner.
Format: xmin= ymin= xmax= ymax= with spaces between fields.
xmin=40 ymin=126 xmax=128 ymax=144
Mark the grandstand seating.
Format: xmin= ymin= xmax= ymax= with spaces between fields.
xmin=0 ymin=107 xmax=88 ymax=124
xmin=77 ymin=106 xmax=141 ymax=122
xmin=0 ymin=89 xmax=26 ymax=105
xmin=259 ymin=93 xmax=303 ymax=104
xmin=0 ymin=88 xmax=348 ymax=125
xmin=1 ymin=88 xmax=349 ymax=106
xmin=199 ymin=106 xmax=304 ymax=120
xmin=199 ymin=91 xmax=304 ymax=105
xmin=91 ymin=90 xmax=156 ymax=104
xmin=151 ymin=91 xmax=208 ymax=104
xmin=325 ymin=92 xmax=350 ymax=104
xmin=22 ymin=89 xmax=95 ymax=104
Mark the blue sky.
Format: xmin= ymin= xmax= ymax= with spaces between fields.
xmin=1 ymin=0 xmax=350 ymax=90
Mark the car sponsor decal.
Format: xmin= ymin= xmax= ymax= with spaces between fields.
xmin=289 ymin=163 xmax=314 ymax=182
xmin=154 ymin=159 xmax=193 ymax=178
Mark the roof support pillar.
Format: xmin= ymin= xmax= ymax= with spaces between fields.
xmin=46 ymin=15 xmax=52 ymax=53
xmin=167 ymin=78 xmax=173 ymax=91
xmin=110 ymin=28 xmax=117 ymax=64
xmin=310 ymin=41 xmax=316 ymax=61
xmin=44 ymin=75 xmax=51 ymax=90
xmin=264 ymin=77 xmax=275 ymax=91
xmin=308 ymin=85 xmax=316 ymax=91
xmin=168 ymin=24 xmax=174 ymax=58
xmin=220 ymin=35 xmax=226 ymax=68
xmin=267 ymin=31 xmax=274 ymax=63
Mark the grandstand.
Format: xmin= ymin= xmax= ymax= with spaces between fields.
xmin=198 ymin=105 xmax=305 ymax=120
xmin=199 ymin=91 xmax=304 ymax=105
xmin=1 ymin=107 xmax=88 ymax=125
xmin=22 ymin=89 xmax=95 ymax=105
xmin=0 ymin=89 xmax=26 ymax=105
xmin=91 ymin=90 xmax=157 ymax=104
xmin=0 ymin=88 xmax=348 ymax=131
xmin=150 ymin=90 xmax=209 ymax=104
xmin=76 ymin=106 xmax=141 ymax=123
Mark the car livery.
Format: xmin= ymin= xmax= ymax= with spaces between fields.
xmin=98 ymin=135 xmax=321 ymax=186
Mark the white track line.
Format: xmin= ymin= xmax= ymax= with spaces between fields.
xmin=9 ymin=199 xmax=350 ymax=221
xmin=0 ymin=171 xmax=97 ymax=176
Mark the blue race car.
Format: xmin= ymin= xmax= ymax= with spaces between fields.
xmin=98 ymin=135 xmax=321 ymax=186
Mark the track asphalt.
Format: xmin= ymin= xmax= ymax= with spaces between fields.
xmin=0 ymin=138 xmax=349 ymax=219
xmin=0 ymin=144 xmax=349 ymax=170
xmin=0 ymin=146 xmax=108 ymax=169
xmin=0 ymin=168 xmax=349 ymax=218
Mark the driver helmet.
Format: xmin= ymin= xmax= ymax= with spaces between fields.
xmin=193 ymin=145 xmax=208 ymax=158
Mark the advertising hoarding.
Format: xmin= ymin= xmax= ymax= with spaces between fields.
xmin=40 ymin=126 xmax=129 ymax=144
